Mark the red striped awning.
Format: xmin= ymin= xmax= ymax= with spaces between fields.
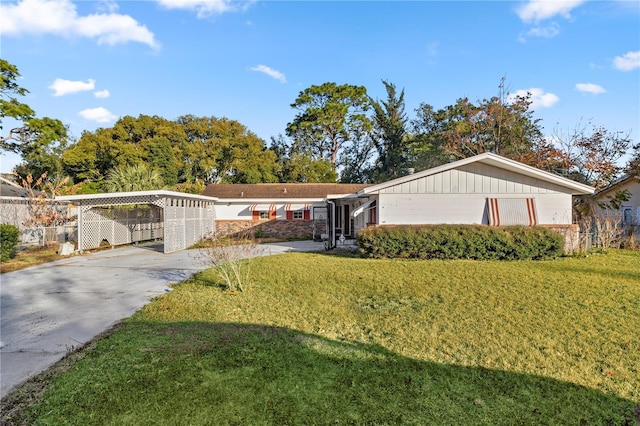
xmin=250 ymin=204 xmax=276 ymax=211
xmin=285 ymin=204 xmax=310 ymax=211
xmin=487 ymin=198 xmax=537 ymax=226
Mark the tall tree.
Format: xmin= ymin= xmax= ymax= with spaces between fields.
xmin=409 ymin=81 xmax=545 ymax=170
xmin=13 ymin=117 xmax=69 ymax=179
xmin=337 ymin=120 xmax=375 ymax=183
xmin=177 ymin=115 xmax=278 ymax=184
xmin=1 ymin=58 xmax=35 ymax=150
xmin=286 ymin=82 xmax=372 ymax=171
xmin=550 ymin=121 xmax=633 ymax=189
xmin=1 ymin=59 xmax=68 ymax=180
xmin=409 ymin=103 xmax=453 ymax=171
xmin=270 ymin=135 xmax=337 ymax=183
xmin=370 ymin=80 xmax=410 ymax=182
xmin=625 ymin=143 xmax=640 ymax=176
xmin=140 ymin=137 xmax=178 ymax=187
xmin=443 ymin=92 xmax=543 ymax=160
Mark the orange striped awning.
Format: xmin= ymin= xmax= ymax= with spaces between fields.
xmin=285 ymin=204 xmax=310 ymax=211
xmin=249 ymin=204 xmax=276 ymax=211
xmin=487 ymin=198 xmax=537 ymax=227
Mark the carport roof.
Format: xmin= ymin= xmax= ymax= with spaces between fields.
xmin=56 ymin=190 xmax=218 ymax=205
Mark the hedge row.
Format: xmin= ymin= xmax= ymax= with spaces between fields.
xmin=1 ymin=224 xmax=20 ymax=262
xmin=357 ymin=225 xmax=564 ymax=260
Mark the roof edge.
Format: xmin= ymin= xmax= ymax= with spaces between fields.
xmin=360 ymin=152 xmax=595 ymax=195
xmin=56 ymin=190 xmax=218 ymax=202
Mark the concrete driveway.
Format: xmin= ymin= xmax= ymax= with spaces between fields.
xmin=0 ymin=240 xmax=324 ymax=398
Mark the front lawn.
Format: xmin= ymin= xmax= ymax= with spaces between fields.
xmin=3 ymin=250 xmax=639 ymax=424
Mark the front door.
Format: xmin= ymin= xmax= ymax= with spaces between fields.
xmin=343 ymin=205 xmax=350 ymax=236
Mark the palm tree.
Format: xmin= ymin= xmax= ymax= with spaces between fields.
xmin=103 ymin=164 xmax=165 ymax=193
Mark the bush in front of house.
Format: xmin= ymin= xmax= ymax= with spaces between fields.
xmin=1 ymin=224 xmax=20 ymax=262
xmin=357 ymin=225 xmax=564 ymax=260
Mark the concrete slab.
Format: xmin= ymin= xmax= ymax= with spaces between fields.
xmin=0 ymin=240 xmax=324 ymax=398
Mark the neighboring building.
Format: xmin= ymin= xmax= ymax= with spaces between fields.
xmin=1 ymin=176 xmax=73 ymax=245
xmin=325 ymin=153 xmax=595 ymax=249
xmin=0 ymin=176 xmax=32 ymax=228
xmin=593 ymin=174 xmax=640 ymax=241
xmin=202 ymin=183 xmax=371 ymax=240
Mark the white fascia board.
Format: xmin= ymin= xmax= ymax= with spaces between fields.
xmin=217 ymin=198 xmax=325 ymax=204
xmin=325 ymin=193 xmax=362 ymax=200
xmin=359 ymin=152 xmax=595 ymax=195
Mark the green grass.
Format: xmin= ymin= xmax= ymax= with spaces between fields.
xmin=0 ymin=246 xmax=61 ymax=273
xmin=4 ymin=250 xmax=640 ymax=425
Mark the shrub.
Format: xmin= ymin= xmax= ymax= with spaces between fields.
xmin=195 ymin=234 xmax=264 ymax=292
xmin=1 ymin=224 xmax=20 ymax=262
xmin=357 ymin=225 xmax=564 ymax=261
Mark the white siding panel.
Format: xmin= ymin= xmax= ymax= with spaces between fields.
xmin=451 ymin=169 xmax=460 ymax=193
xmin=214 ymin=204 xmax=252 ymax=220
xmin=418 ymin=178 xmax=426 ymax=193
xmin=535 ymin=194 xmax=574 ymax=224
xmin=426 ymin=174 xmax=435 ymax=193
xmin=506 ymin=180 xmax=514 ymax=193
xmin=378 ymin=194 xmax=488 ymax=225
xmin=458 ymin=169 xmax=467 ymax=193
xmin=377 ymin=193 xmax=574 ymax=226
xmin=434 ymin=174 xmax=443 ymax=193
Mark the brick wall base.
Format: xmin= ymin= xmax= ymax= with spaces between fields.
xmin=540 ymin=224 xmax=580 ymax=253
xmin=215 ymin=220 xmax=322 ymax=240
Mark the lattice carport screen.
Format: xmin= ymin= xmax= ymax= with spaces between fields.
xmin=56 ymin=191 xmax=217 ymax=253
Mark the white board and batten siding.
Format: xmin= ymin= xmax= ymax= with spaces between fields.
xmin=375 ymin=163 xmax=575 ymax=226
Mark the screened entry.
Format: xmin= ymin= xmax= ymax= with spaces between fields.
xmin=56 ymin=191 xmax=217 ymax=253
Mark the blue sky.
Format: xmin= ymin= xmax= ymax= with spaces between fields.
xmin=1 ymin=0 xmax=639 ymax=173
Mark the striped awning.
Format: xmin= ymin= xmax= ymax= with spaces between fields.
xmin=285 ymin=204 xmax=310 ymax=211
xmin=487 ymin=198 xmax=537 ymax=226
xmin=249 ymin=204 xmax=276 ymax=211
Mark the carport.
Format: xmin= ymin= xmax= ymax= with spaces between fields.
xmin=56 ymin=190 xmax=217 ymax=253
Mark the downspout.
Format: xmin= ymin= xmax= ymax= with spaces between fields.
xmin=326 ymin=199 xmax=336 ymax=250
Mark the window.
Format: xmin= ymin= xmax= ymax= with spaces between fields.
xmin=622 ymin=206 xmax=633 ymax=226
xmin=285 ymin=204 xmax=310 ymax=221
xmin=251 ymin=204 xmax=276 ymax=221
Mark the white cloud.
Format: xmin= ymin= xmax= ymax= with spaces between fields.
xmin=96 ymin=0 xmax=119 ymax=13
xmin=576 ymin=83 xmax=606 ymax=94
xmin=49 ymin=78 xmax=95 ymax=97
xmin=508 ymin=88 xmax=559 ymax=109
xmin=157 ymin=0 xmax=254 ymax=18
xmin=613 ymin=50 xmax=640 ymax=71
xmin=524 ymin=23 xmax=560 ymax=39
xmin=516 ymin=0 xmax=585 ymax=23
xmin=0 ymin=0 xmax=159 ymax=48
xmin=94 ymin=90 xmax=111 ymax=99
xmin=79 ymin=107 xmax=117 ymax=123
xmin=250 ymin=65 xmax=287 ymax=83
